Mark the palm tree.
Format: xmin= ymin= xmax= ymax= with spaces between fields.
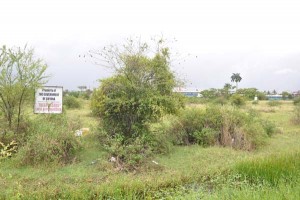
xmin=231 ymin=73 xmax=242 ymax=91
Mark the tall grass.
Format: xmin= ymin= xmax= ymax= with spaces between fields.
xmin=235 ymin=151 xmax=300 ymax=186
xmin=16 ymin=113 xmax=82 ymax=166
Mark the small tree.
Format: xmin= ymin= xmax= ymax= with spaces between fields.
xmin=222 ymin=83 xmax=232 ymax=98
xmin=0 ymin=45 xmax=48 ymax=132
xmin=231 ymin=73 xmax=242 ymax=91
xmin=91 ymin=39 xmax=183 ymax=140
xmin=90 ymin=38 xmax=184 ymax=166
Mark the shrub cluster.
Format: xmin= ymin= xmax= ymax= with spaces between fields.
xmin=63 ymin=95 xmax=82 ymax=109
xmin=154 ymin=106 xmax=276 ymax=150
xmin=230 ymin=94 xmax=246 ymax=107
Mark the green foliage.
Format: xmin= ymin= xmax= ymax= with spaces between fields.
xmin=193 ymin=128 xmax=218 ymax=146
xmin=236 ymin=88 xmax=266 ymax=100
xmin=293 ymin=97 xmax=300 ymax=105
xmin=230 ymin=94 xmax=246 ymax=107
xmin=105 ymin=135 xmax=152 ymax=169
xmin=0 ymin=45 xmax=48 ymax=132
xmin=237 ymin=88 xmax=258 ymax=100
xmin=256 ymin=92 xmax=267 ymax=100
xmin=200 ymin=88 xmax=222 ymax=99
xmin=63 ymin=95 xmax=81 ymax=109
xmin=17 ymin=114 xmax=81 ymax=166
xmin=261 ymin=120 xmax=276 ymax=136
xmin=282 ymin=91 xmax=293 ymax=100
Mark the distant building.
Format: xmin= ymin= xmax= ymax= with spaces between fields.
xmin=266 ymin=94 xmax=282 ymax=100
xmin=292 ymin=91 xmax=300 ymax=97
xmin=173 ymin=87 xmax=201 ymax=97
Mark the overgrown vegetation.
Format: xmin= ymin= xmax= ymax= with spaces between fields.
xmin=16 ymin=114 xmax=81 ymax=166
xmin=0 ymin=42 xmax=298 ymax=199
xmin=235 ymin=151 xmax=300 ymax=186
xmin=154 ymin=105 xmax=275 ymax=150
xmin=0 ymin=99 xmax=299 ymax=199
xmin=230 ymin=94 xmax=246 ymax=107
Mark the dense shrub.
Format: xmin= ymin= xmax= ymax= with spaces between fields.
xmin=97 ymin=129 xmax=170 ymax=170
xmin=156 ymin=106 xmax=274 ymax=150
xmin=261 ymin=120 xmax=276 ymax=136
xmin=294 ymin=97 xmax=300 ymax=105
xmin=16 ymin=114 xmax=81 ymax=166
xmin=230 ymin=94 xmax=246 ymax=107
xmin=63 ymin=95 xmax=81 ymax=109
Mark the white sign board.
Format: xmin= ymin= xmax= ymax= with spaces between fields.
xmin=34 ymin=86 xmax=63 ymax=114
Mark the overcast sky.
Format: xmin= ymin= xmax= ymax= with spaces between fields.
xmin=1 ymin=0 xmax=299 ymax=92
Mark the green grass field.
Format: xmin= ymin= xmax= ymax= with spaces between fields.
xmin=0 ymin=100 xmax=299 ymax=199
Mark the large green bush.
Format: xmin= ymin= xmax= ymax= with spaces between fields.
xmin=90 ymin=39 xmax=183 ymax=168
xmin=156 ymin=106 xmax=274 ymax=150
